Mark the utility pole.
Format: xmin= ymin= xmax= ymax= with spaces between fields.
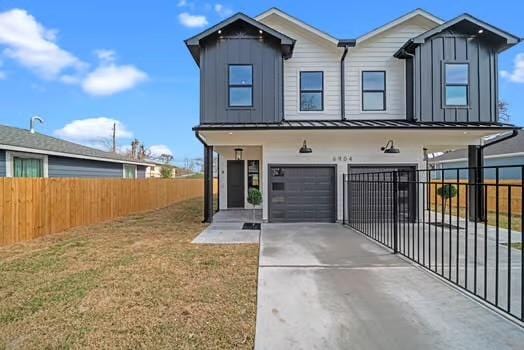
xmin=112 ymin=123 xmax=116 ymax=153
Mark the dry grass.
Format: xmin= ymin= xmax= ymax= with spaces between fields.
xmin=431 ymin=205 xmax=522 ymax=232
xmin=0 ymin=198 xmax=258 ymax=349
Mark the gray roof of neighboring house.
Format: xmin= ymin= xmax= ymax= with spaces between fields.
xmin=0 ymin=124 xmax=153 ymax=166
xmin=432 ymin=130 xmax=524 ymax=162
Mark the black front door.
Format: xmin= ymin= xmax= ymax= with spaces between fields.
xmin=227 ymin=160 xmax=245 ymax=208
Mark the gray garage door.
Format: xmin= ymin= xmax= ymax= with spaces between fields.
xmin=349 ymin=165 xmax=416 ymax=222
xmin=269 ymin=166 xmax=336 ymax=223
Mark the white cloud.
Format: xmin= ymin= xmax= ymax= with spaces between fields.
xmin=0 ymin=70 xmax=5 ymax=80
xmin=148 ymin=144 xmax=173 ymax=158
xmin=0 ymin=8 xmax=85 ymax=79
xmin=177 ymin=0 xmax=188 ymax=7
xmin=178 ymin=12 xmax=208 ymax=28
xmin=501 ymin=53 xmax=524 ymax=83
xmin=54 ymin=117 xmax=133 ymax=148
xmin=214 ymin=4 xmax=233 ymax=18
xmin=81 ymin=50 xmax=148 ymax=96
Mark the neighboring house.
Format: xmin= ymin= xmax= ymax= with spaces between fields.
xmin=186 ymin=8 xmax=521 ymax=223
xmin=431 ymin=130 xmax=524 ymax=179
xmin=146 ymin=163 xmax=177 ymax=178
xmin=0 ymin=124 xmax=153 ymax=178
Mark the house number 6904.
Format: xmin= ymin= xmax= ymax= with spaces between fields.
xmin=332 ymin=155 xmax=352 ymax=162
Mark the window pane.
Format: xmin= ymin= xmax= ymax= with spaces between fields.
xmin=363 ymin=71 xmax=385 ymax=90
xmin=363 ymin=92 xmax=384 ymax=110
xmin=300 ymin=92 xmax=322 ymax=111
xmin=446 ymin=86 xmax=467 ymax=106
xmin=124 ymin=165 xmax=136 ymax=178
xmin=229 ymin=87 xmax=252 ymax=106
xmin=14 ymin=157 xmax=43 ymax=178
xmin=446 ymin=64 xmax=468 ymax=84
xmin=229 ymin=65 xmax=252 ymax=85
xmin=300 ymin=72 xmax=322 ymax=90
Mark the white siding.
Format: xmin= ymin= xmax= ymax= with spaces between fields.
xmin=259 ymin=16 xmax=343 ymax=120
xmin=345 ymin=17 xmax=436 ymax=120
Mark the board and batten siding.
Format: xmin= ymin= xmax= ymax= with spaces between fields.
xmin=199 ymin=22 xmax=283 ymax=124
xmin=413 ymin=33 xmax=498 ymax=123
xmin=259 ymin=16 xmax=342 ymax=120
xmin=345 ymin=16 xmax=437 ymax=120
xmin=0 ymin=150 xmax=5 ymax=177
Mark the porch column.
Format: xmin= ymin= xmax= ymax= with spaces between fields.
xmin=468 ymin=145 xmax=485 ymax=222
xmin=203 ymin=144 xmax=214 ymax=223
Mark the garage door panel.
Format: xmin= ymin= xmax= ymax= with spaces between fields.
xmin=269 ymin=166 xmax=336 ymax=223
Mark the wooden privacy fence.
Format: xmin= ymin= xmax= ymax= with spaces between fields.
xmin=0 ymin=178 xmax=211 ymax=246
xmin=429 ymin=180 xmax=522 ymax=215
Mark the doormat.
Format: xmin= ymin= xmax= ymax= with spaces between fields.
xmin=429 ymin=222 xmax=463 ymax=230
xmin=242 ymin=223 xmax=261 ymax=230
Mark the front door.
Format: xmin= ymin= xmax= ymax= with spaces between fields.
xmin=227 ymin=160 xmax=245 ymax=208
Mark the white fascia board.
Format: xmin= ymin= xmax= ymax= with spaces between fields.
xmin=356 ymin=9 xmax=444 ymax=44
xmin=255 ymin=8 xmax=339 ymax=45
xmin=0 ymin=144 xmax=155 ymax=167
xmin=432 ymin=152 xmax=524 ymax=164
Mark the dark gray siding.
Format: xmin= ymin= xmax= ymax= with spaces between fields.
xmin=137 ymin=166 xmax=146 ymax=179
xmin=200 ymin=22 xmax=283 ymax=124
xmin=412 ymin=33 xmax=498 ymax=123
xmin=48 ymin=156 xmax=124 ymax=178
xmin=0 ymin=150 xmax=5 ymax=177
xmin=405 ymin=57 xmax=414 ymax=120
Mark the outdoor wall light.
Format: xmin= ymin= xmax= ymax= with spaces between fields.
xmin=299 ymin=140 xmax=312 ymax=154
xmin=234 ymin=148 xmax=243 ymax=160
xmin=381 ymin=140 xmax=400 ymax=154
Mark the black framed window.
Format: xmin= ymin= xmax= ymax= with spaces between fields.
xmin=300 ymin=71 xmax=323 ymax=111
xmin=362 ymin=71 xmax=386 ymax=111
xmin=228 ymin=65 xmax=253 ymax=107
xmin=444 ymin=63 xmax=469 ymax=106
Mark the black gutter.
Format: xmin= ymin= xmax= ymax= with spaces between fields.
xmin=480 ymin=129 xmax=519 ymax=149
xmin=194 ymin=130 xmax=208 ymax=146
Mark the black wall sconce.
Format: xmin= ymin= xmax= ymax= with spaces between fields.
xmin=381 ymin=140 xmax=400 ymax=154
xmin=234 ymin=148 xmax=243 ymax=160
xmin=299 ymin=140 xmax=312 ymax=154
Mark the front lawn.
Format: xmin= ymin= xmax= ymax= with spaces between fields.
xmin=0 ymin=198 xmax=258 ymax=349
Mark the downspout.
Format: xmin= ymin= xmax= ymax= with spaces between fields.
xmin=480 ymin=129 xmax=519 ymax=150
xmin=195 ymin=130 xmax=214 ymax=223
xmin=340 ymin=46 xmax=348 ymax=120
xmin=337 ymin=39 xmax=356 ymax=120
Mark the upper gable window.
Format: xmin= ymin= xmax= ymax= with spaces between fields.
xmin=300 ymin=71 xmax=323 ymax=111
xmin=229 ymin=65 xmax=253 ymax=107
xmin=444 ymin=63 xmax=469 ymax=106
xmin=362 ymin=71 xmax=386 ymax=111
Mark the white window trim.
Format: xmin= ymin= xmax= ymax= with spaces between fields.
xmin=5 ymin=151 xmax=48 ymax=178
xmin=123 ymin=164 xmax=138 ymax=179
xmin=296 ymin=68 xmax=325 ymax=114
xmin=359 ymin=68 xmax=388 ymax=114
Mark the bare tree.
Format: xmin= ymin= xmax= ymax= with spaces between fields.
xmin=498 ymin=100 xmax=511 ymax=122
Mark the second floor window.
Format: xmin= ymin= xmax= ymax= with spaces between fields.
xmin=229 ymin=65 xmax=253 ymax=107
xmin=445 ymin=63 xmax=469 ymax=106
xmin=300 ymin=71 xmax=323 ymax=111
xmin=362 ymin=71 xmax=386 ymax=111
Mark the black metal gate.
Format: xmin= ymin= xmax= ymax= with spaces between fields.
xmin=343 ymin=165 xmax=524 ymax=322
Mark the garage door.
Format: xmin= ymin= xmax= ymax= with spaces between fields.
xmin=349 ymin=165 xmax=416 ymax=222
xmin=269 ymin=166 xmax=336 ymax=223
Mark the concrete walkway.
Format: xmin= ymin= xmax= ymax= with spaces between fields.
xmin=255 ymin=223 xmax=524 ymax=350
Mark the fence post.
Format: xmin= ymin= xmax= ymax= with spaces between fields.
xmin=392 ymin=170 xmax=399 ymax=254
xmin=342 ymin=174 xmax=346 ymax=225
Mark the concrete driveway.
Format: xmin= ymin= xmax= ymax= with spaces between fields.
xmin=255 ymin=223 xmax=524 ymax=350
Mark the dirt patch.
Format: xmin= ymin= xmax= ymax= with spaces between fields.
xmin=0 ymin=198 xmax=258 ymax=349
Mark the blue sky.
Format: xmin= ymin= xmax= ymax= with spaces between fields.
xmin=0 ymin=1 xmax=522 ymax=165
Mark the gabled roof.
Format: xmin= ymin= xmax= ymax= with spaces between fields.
xmin=184 ymin=12 xmax=295 ymax=65
xmin=432 ymin=130 xmax=524 ymax=162
xmin=255 ymin=7 xmax=339 ymax=46
xmin=0 ymin=124 xmax=153 ymax=166
xmin=395 ymin=13 xmax=521 ymax=57
xmin=356 ymin=8 xmax=443 ymax=44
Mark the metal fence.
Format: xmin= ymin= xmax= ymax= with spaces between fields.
xmin=343 ymin=165 xmax=523 ymax=322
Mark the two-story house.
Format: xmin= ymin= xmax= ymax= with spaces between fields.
xmin=186 ymin=8 xmax=520 ymax=223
